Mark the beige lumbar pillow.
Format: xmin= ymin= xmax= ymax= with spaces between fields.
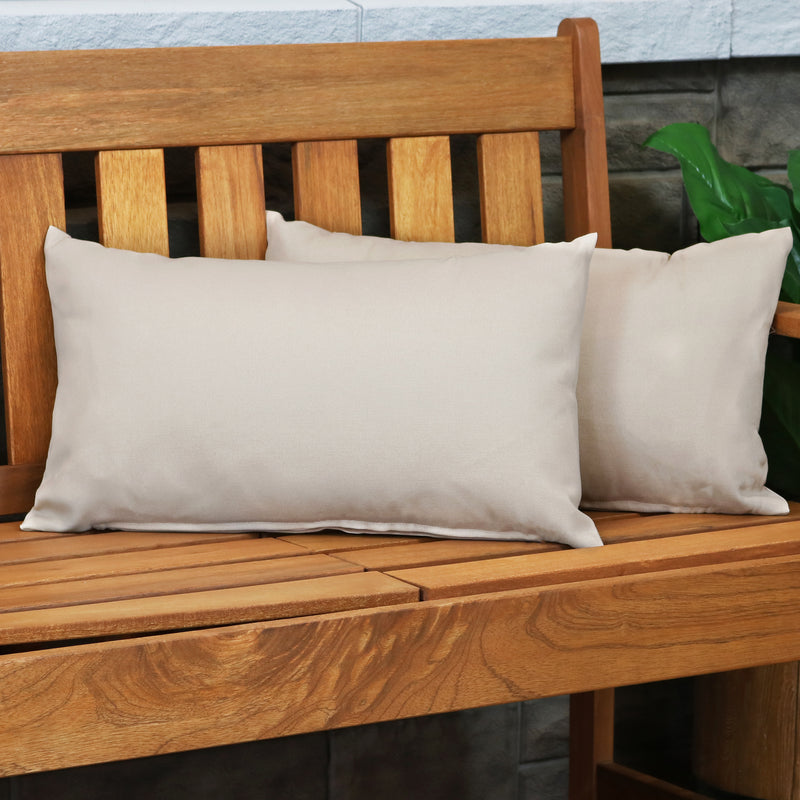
xmin=23 ymin=227 xmax=602 ymax=548
xmin=265 ymin=211 xmax=791 ymax=516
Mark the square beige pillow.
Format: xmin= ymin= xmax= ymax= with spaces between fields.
xmin=23 ymin=227 xmax=602 ymax=548
xmin=265 ymin=211 xmax=791 ymax=516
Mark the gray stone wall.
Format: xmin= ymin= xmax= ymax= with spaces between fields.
xmin=2 ymin=55 xmax=798 ymax=799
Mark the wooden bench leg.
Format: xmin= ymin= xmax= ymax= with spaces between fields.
xmin=569 ymin=689 xmax=615 ymax=800
xmin=569 ymin=688 xmax=715 ymax=800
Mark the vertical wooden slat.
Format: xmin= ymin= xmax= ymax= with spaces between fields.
xmin=0 ymin=154 xmax=65 ymax=465
xmin=387 ymin=136 xmax=455 ymax=242
xmin=196 ymin=144 xmax=267 ymax=259
xmin=96 ymin=149 xmax=169 ymax=256
xmin=569 ymin=688 xmax=615 ymax=800
xmin=293 ymin=140 xmax=362 ymax=235
xmin=478 ymin=131 xmax=545 ymax=245
xmin=558 ymin=18 xmax=612 ymax=247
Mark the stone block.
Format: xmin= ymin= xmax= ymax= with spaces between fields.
xmin=521 ymin=696 xmax=569 ymax=763
xmin=539 ymin=130 xmax=563 ymax=177
xmin=359 ymin=0 xmax=564 ymax=42
xmin=518 ymin=757 xmax=569 ymax=800
xmin=608 ymin=172 xmax=698 ymax=252
xmin=0 ymin=2 xmax=359 ymax=50
xmin=717 ymin=58 xmax=800 ymax=167
xmin=541 ymin=175 xmax=565 ymax=243
xmin=330 ymin=704 xmax=520 ymax=800
xmin=733 ymin=0 xmax=800 ymax=57
xmin=540 ymin=87 xmax=716 ymax=177
xmin=602 ymin=61 xmax=717 ymax=95
xmin=603 ymin=93 xmax=716 ymax=173
xmin=14 ymin=734 xmax=328 ymax=800
xmin=357 ymin=0 xmax=731 ymax=63
xmin=540 ymin=171 xmax=695 ymax=252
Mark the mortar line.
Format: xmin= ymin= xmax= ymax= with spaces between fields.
xmin=345 ymin=0 xmax=364 ymax=41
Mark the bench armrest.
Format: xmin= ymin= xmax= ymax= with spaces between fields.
xmin=774 ymin=301 xmax=800 ymax=338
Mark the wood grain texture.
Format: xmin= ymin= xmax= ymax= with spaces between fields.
xmin=570 ymin=689 xmax=615 ymax=800
xmin=0 ymin=463 xmax=43 ymax=516
xmin=96 ymin=149 xmax=169 ymax=255
xmin=595 ymin=503 xmax=800 ymax=544
xmin=0 ymin=571 xmax=417 ymax=645
xmin=293 ymin=140 xmax=362 ymax=234
xmin=389 ymin=520 xmax=800 ymax=600
xmin=4 ymin=553 xmax=800 ymax=774
xmin=478 ymin=132 xmax=545 ymax=245
xmin=388 ymin=136 xmax=455 ymax=242
xmin=0 ymin=554 xmax=361 ymax=613
xmin=0 ymin=39 xmax=574 ymax=155
xmin=694 ymin=663 xmax=798 ymax=800
xmin=0 ymin=521 xmax=64 ymax=545
xmin=0 ymin=154 xmax=64 ymax=465
xmin=597 ymin=763 xmax=713 ymax=800
xmin=0 ymin=537 xmax=298 ymax=586
xmin=774 ymin=300 xmax=800 ymax=338
xmin=0 ymin=530 xmax=262 ymax=567
xmin=558 ymin=18 xmax=612 ymax=246
xmin=196 ymin=144 xmax=267 ymax=259
xmin=335 ymin=539 xmax=561 ymax=571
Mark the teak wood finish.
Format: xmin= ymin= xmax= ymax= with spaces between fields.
xmin=0 ymin=17 xmax=799 ymax=799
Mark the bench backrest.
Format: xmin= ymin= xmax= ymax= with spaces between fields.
xmin=0 ymin=18 xmax=610 ymax=515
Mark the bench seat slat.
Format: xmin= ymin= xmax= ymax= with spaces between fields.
xmin=596 ymin=502 xmax=800 ymax=544
xmin=0 ymin=524 xmax=67 ymax=545
xmin=334 ymin=538 xmax=563 ymax=572
xmin=0 ymin=529 xmax=261 ymax=567
xmin=0 ymin=536 xmax=301 ymax=587
xmin=3 ymin=551 xmax=800 ymax=776
xmin=387 ymin=519 xmax=800 ymax=600
xmin=0 ymin=553 xmax=362 ymax=613
xmin=96 ymin=149 xmax=170 ymax=256
xmin=293 ymin=140 xmax=362 ymax=235
xmin=0 ymin=570 xmax=418 ymax=646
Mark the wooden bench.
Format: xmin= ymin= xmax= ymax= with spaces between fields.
xmin=2 ymin=17 xmax=800 ymax=800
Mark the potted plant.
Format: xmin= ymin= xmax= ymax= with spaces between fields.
xmin=645 ymin=123 xmax=800 ymax=500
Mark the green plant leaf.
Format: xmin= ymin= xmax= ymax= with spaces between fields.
xmin=644 ymin=123 xmax=793 ymax=241
xmin=645 ymin=123 xmax=800 ymax=303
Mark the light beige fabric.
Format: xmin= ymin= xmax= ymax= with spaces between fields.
xmin=264 ymin=211 xmax=791 ymax=515
xmin=23 ymin=227 xmax=602 ymax=547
